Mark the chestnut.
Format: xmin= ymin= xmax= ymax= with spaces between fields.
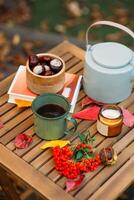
xmin=50 ymin=58 xmax=62 ymax=73
xmin=29 ymin=54 xmax=39 ymax=68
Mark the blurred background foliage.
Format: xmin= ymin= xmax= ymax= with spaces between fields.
xmin=0 ymin=0 xmax=134 ymax=80
xmin=0 ymin=0 xmax=134 ymax=46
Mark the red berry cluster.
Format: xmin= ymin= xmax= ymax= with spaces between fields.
xmin=76 ymin=143 xmax=92 ymax=150
xmin=52 ymin=144 xmax=101 ymax=179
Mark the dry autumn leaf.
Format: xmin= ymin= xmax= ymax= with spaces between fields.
xmin=66 ymin=174 xmax=85 ymax=192
xmin=14 ymin=133 xmax=33 ymax=149
xmin=0 ymin=120 xmax=4 ymax=128
xmin=121 ymin=107 xmax=134 ymax=128
xmin=15 ymin=99 xmax=32 ymax=108
xmin=73 ymin=105 xmax=101 ymax=121
xmin=40 ymin=140 xmax=70 ymax=150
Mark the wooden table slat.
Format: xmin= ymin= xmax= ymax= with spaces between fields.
xmin=0 ymin=103 xmax=16 ymax=116
xmin=65 ymin=57 xmax=81 ymax=71
xmin=1 ymin=107 xmax=25 ymax=123
xmin=89 ymin=155 xmax=134 ymax=200
xmin=0 ymin=115 xmax=33 ymax=142
xmin=61 ymin=52 xmax=74 ymax=62
xmin=0 ymin=144 xmax=75 ymax=200
xmin=67 ymin=61 xmax=84 ymax=74
xmin=0 ymin=94 xmax=9 ymax=106
xmin=0 ymin=74 xmax=14 ymax=96
xmin=0 ymin=110 xmax=32 ymax=138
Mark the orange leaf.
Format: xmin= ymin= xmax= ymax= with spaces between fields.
xmin=15 ymin=99 xmax=32 ymax=108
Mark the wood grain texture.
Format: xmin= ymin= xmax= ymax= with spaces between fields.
xmin=0 ymin=41 xmax=134 ymax=200
xmin=0 ymin=144 xmax=75 ymax=200
xmin=89 ymin=155 xmax=134 ymax=200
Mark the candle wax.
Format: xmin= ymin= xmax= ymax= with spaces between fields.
xmin=102 ymin=109 xmax=120 ymax=119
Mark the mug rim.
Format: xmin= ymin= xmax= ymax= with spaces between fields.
xmin=32 ymin=93 xmax=70 ymax=120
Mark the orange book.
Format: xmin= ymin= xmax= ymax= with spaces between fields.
xmin=8 ymin=65 xmax=82 ymax=113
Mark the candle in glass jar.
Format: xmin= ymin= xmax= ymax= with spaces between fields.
xmin=97 ymin=105 xmax=123 ymax=137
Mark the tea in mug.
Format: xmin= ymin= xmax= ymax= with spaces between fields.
xmin=36 ymin=104 xmax=66 ymax=118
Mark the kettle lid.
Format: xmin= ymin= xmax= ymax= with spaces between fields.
xmin=91 ymin=42 xmax=133 ymax=69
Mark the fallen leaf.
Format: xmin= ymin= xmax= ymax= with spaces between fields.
xmin=23 ymin=42 xmax=34 ymax=55
xmin=121 ymin=108 xmax=134 ymax=128
xmin=55 ymin=24 xmax=66 ymax=33
xmin=0 ymin=32 xmax=7 ymax=46
xmin=40 ymin=140 xmax=70 ymax=150
xmin=112 ymin=7 xmax=128 ymax=18
xmin=14 ymin=133 xmax=33 ymax=149
xmin=0 ymin=43 xmax=10 ymax=62
xmin=0 ymin=121 xmax=4 ymax=128
xmin=15 ymin=99 xmax=32 ymax=108
xmin=66 ymin=1 xmax=83 ymax=17
xmin=106 ymin=32 xmax=123 ymax=42
xmin=81 ymin=96 xmax=104 ymax=108
xmin=40 ymin=20 xmax=49 ymax=32
xmin=12 ymin=54 xmax=26 ymax=65
xmin=12 ymin=34 xmax=21 ymax=46
xmin=73 ymin=105 xmax=101 ymax=120
xmin=81 ymin=97 xmax=94 ymax=108
xmin=66 ymin=174 xmax=85 ymax=192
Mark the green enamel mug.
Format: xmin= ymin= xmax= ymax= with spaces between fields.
xmin=32 ymin=93 xmax=77 ymax=140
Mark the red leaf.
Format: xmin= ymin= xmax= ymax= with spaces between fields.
xmin=81 ymin=97 xmax=94 ymax=108
xmin=66 ymin=174 xmax=85 ymax=192
xmin=0 ymin=121 xmax=4 ymax=128
xmin=73 ymin=105 xmax=101 ymax=120
xmin=14 ymin=133 xmax=33 ymax=149
xmin=81 ymin=96 xmax=104 ymax=108
xmin=121 ymin=108 xmax=134 ymax=128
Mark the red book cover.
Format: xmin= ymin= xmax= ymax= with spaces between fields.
xmin=8 ymin=65 xmax=82 ymax=113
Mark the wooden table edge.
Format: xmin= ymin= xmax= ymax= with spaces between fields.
xmin=89 ymin=154 xmax=134 ymax=200
xmin=0 ymin=144 xmax=75 ymax=200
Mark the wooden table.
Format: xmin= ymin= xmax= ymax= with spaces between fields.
xmin=0 ymin=41 xmax=134 ymax=200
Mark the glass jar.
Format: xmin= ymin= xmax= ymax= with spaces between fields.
xmin=97 ymin=105 xmax=123 ymax=137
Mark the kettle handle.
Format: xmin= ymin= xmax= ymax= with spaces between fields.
xmin=86 ymin=21 xmax=134 ymax=47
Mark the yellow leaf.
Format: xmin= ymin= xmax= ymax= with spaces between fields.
xmin=15 ymin=99 xmax=32 ymax=108
xmin=40 ymin=140 xmax=70 ymax=150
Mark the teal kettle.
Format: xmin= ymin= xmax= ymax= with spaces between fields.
xmin=83 ymin=21 xmax=134 ymax=103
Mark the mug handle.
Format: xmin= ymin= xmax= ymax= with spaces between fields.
xmin=65 ymin=115 xmax=77 ymax=134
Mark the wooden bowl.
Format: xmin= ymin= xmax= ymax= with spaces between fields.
xmin=26 ymin=53 xmax=65 ymax=94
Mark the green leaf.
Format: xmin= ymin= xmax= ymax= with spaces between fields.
xmin=84 ymin=153 xmax=94 ymax=159
xmin=87 ymin=152 xmax=94 ymax=158
xmin=78 ymin=133 xmax=87 ymax=143
xmin=84 ymin=148 xmax=90 ymax=153
xmin=75 ymin=150 xmax=85 ymax=161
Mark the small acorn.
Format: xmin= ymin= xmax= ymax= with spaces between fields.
xmin=99 ymin=147 xmax=117 ymax=166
